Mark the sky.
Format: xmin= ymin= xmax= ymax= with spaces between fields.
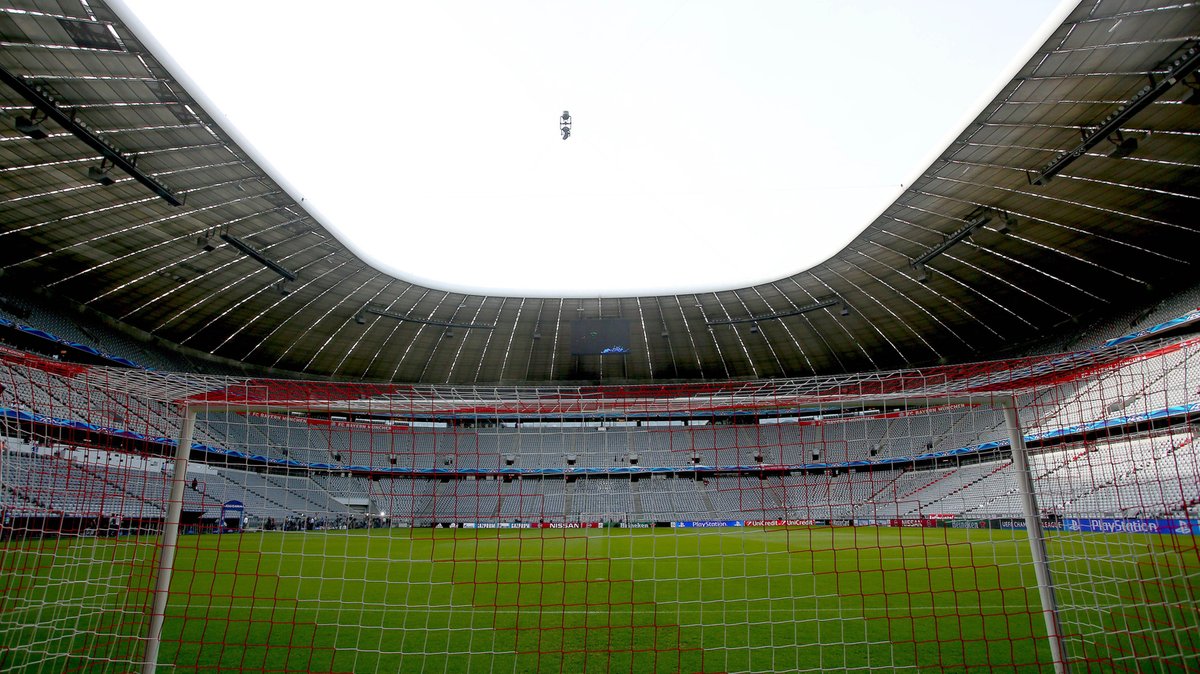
xmin=113 ymin=0 xmax=1073 ymax=297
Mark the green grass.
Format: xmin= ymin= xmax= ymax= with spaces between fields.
xmin=1 ymin=527 xmax=1197 ymax=672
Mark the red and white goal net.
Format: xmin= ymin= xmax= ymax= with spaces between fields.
xmin=1 ymin=338 xmax=1197 ymax=672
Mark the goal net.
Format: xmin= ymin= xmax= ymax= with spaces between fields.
xmin=1 ymin=338 xmax=1197 ymax=672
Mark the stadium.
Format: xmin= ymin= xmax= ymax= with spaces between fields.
xmin=1 ymin=1 xmax=1199 ymax=672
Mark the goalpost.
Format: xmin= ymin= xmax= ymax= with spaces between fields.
xmin=1 ymin=339 xmax=1198 ymax=672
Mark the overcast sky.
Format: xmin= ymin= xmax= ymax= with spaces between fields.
xmin=114 ymin=0 xmax=1073 ymax=297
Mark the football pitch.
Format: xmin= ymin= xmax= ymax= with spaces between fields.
xmin=2 ymin=526 xmax=1197 ymax=673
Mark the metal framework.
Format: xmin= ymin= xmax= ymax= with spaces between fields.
xmin=1028 ymin=40 xmax=1200 ymax=185
xmin=0 ymin=63 xmax=183 ymax=206
xmin=705 ymin=296 xmax=848 ymax=325
xmin=360 ymin=304 xmax=497 ymax=331
xmin=909 ymin=207 xmax=1014 ymax=281
xmin=1 ymin=1 xmax=1198 ymax=384
xmin=219 ymin=232 xmax=298 ymax=282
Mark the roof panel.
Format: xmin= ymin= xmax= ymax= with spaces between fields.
xmin=1 ymin=0 xmax=1198 ymax=383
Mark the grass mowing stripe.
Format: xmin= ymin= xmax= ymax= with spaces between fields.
xmin=1 ymin=526 xmax=1195 ymax=673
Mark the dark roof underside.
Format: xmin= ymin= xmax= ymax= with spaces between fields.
xmin=1 ymin=0 xmax=1199 ymax=384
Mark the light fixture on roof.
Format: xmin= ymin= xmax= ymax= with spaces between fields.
xmin=354 ymin=312 xmax=366 ymax=325
xmin=993 ymin=211 xmax=1017 ymax=235
xmin=275 ymin=279 xmax=291 ymax=296
xmin=197 ymin=228 xmax=216 ymax=252
xmin=1107 ymin=130 xmax=1138 ymax=158
xmin=749 ymin=323 xmax=759 ymax=334
xmin=705 ymin=296 xmax=843 ymax=327
xmin=840 ymin=302 xmax=851 ymax=317
xmin=360 ymin=303 xmax=496 ymax=331
xmin=909 ymin=205 xmax=1004 ymax=281
xmin=220 ymin=232 xmax=298 ymax=282
xmin=3 ymin=64 xmax=184 ymax=205
xmin=1182 ymin=79 xmax=1200 ymax=105
xmin=14 ymin=110 xmax=48 ymax=140
xmin=1028 ymin=42 xmax=1200 ymax=185
xmin=87 ymin=158 xmax=115 ymax=186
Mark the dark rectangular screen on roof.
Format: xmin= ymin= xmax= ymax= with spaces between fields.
xmin=570 ymin=319 xmax=632 ymax=355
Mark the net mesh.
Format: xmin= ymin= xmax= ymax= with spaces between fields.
xmin=1 ymin=339 xmax=1198 ymax=672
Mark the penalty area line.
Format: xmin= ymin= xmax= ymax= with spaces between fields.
xmin=159 ymin=602 xmax=1065 ymax=616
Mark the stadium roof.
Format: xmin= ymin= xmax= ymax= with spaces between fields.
xmin=1 ymin=0 xmax=1199 ymax=384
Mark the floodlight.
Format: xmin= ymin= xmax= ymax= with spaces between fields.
xmin=88 ymin=160 xmax=115 ymax=186
xmin=1028 ymin=43 xmax=1199 ymax=185
xmin=15 ymin=113 xmax=48 ymax=140
xmin=354 ymin=312 xmax=366 ymax=325
xmin=910 ymin=208 xmax=993 ymax=272
xmin=915 ymin=264 xmax=930 ymax=284
xmin=840 ymin=303 xmax=851 ymax=317
xmin=220 ymin=232 xmax=298 ymax=282
xmin=5 ymin=64 xmax=181 ymax=204
xmin=1108 ymin=131 xmax=1138 ymax=158
xmin=706 ymin=296 xmax=841 ymax=326
xmin=362 ymin=304 xmax=494 ymax=330
xmin=994 ymin=212 xmax=1016 ymax=235
xmin=1181 ymin=76 xmax=1200 ymax=105
xmin=197 ymin=229 xmax=216 ymax=252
